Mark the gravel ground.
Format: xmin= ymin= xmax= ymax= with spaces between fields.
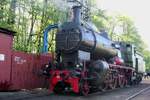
xmin=0 ymin=79 xmax=150 ymax=100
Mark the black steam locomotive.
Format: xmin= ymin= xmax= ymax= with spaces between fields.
xmin=45 ymin=6 xmax=145 ymax=95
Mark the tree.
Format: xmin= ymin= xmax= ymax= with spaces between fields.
xmin=1 ymin=0 xmax=68 ymax=53
xmin=8 ymin=0 xmax=16 ymax=24
xmin=143 ymin=50 xmax=150 ymax=71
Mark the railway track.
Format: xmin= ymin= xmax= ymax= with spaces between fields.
xmin=0 ymin=80 xmax=150 ymax=100
xmin=125 ymin=86 xmax=150 ymax=100
xmin=0 ymin=92 xmax=51 ymax=100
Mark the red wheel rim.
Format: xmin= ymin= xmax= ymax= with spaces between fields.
xmin=110 ymin=78 xmax=117 ymax=89
xmin=82 ymin=81 xmax=89 ymax=96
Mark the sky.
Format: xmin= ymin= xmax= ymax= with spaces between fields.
xmin=96 ymin=0 xmax=150 ymax=50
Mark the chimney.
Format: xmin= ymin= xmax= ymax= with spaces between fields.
xmin=72 ymin=6 xmax=81 ymax=25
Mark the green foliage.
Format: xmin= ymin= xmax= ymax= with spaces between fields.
xmin=91 ymin=9 xmax=108 ymax=30
xmin=0 ymin=0 xmax=68 ymax=53
xmin=0 ymin=0 xmax=13 ymax=29
xmin=143 ymin=50 xmax=150 ymax=71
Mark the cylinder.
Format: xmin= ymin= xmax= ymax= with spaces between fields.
xmin=92 ymin=60 xmax=109 ymax=84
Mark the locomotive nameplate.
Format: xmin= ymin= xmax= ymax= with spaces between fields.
xmin=0 ymin=54 xmax=5 ymax=61
xmin=78 ymin=50 xmax=90 ymax=61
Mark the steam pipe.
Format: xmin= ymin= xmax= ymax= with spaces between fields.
xmin=42 ymin=24 xmax=58 ymax=53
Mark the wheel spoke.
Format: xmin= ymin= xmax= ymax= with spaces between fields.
xmin=80 ymin=80 xmax=90 ymax=96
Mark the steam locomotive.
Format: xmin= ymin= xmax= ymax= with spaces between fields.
xmin=44 ymin=6 xmax=145 ymax=95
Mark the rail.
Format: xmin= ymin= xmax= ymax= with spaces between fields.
xmin=125 ymin=86 xmax=150 ymax=100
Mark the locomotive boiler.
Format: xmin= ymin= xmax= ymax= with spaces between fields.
xmin=56 ymin=6 xmax=117 ymax=65
xmin=45 ymin=6 xmax=145 ymax=95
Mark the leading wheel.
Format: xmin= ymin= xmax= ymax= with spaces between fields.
xmin=119 ymin=76 xmax=125 ymax=88
xmin=101 ymin=83 xmax=108 ymax=92
xmin=109 ymin=78 xmax=117 ymax=89
xmin=80 ymin=80 xmax=90 ymax=96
